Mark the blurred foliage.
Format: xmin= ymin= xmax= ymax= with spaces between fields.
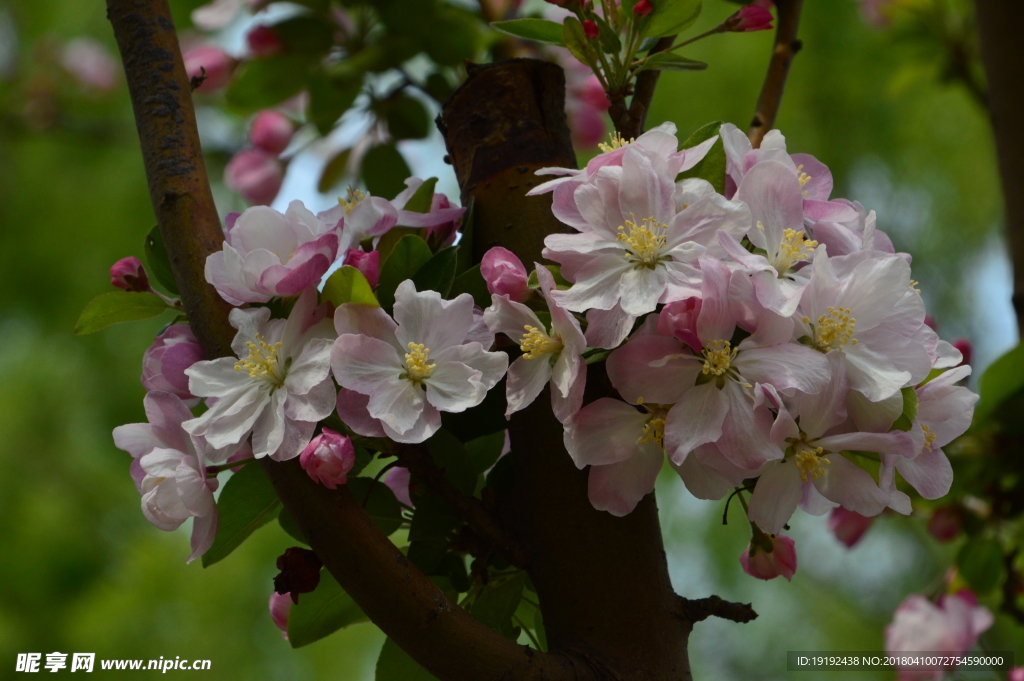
xmin=0 ymin=0 xmax=1020 ymax=679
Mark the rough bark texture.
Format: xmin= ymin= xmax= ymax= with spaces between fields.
xmin=975 ymin=0 xmax=1024 ymax=334
xmin=748 ymin=0 xmax=804 ymax=149
xmin=440 ymin=59 xmax=694 ymax=680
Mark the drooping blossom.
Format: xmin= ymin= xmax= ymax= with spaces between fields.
xmin=331 ymin=280 xmax=508 ymax=443
xmin=299 ymin=428 xmax=356 ymax=489
xmin=205 ymin=200 xmax=339 ymax=305
xmin=828 ymin=507 xmax=874 ymax=548
xmin=182 ymin=45 xmax=235 ymax=93
xmin=480 ymin=247 xmax=530 ymax=304
xmin=184 ymin=288 xmax=336 ymax=460
xmin=141 ymin=324 xmax=204 ymax=405
xmin=740 ymin=532 xmax=797 ymax=581
xmin=484 ymin=264 xmax=587 ymax=422
xmin=110 ymin=256 xmax=150 ymax=292
xmin=249 ymin=111 xmax=294 ymax=155
xmin=224 ymin=148 xmax=285 ymax=207
xmin=885 ymin=591 xmax=993 ymax=680
xmin=269 ymin=591 xmax=292 ymax=640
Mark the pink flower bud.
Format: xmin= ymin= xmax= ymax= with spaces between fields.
xmin=246 ymin=25 xmax=284 ymax=58
xmin=583 ymin=20 xmax=599 ymax=39
xmin=182 ymin=45 xmax=235 ymax=93
xmin=577 ymin=74 xmax=610 ymax=111
xmin=740 ymin=533 xmax=797 ymax=581
xmin=141 ymin=325 xmax=204 ymax=403
xmin=828 ymin=507 xmax=874 ymax=548
xmin=110 ymin=256 xmax=150 ymax=292
xmin=1009 ymin=667 xmax=1024 ymax=681
xmin=928 ymin=505 xmax=963 ymax=543
xmin=425 ymin=193 xmax=460 ymax=249
xmin=633 ymin=0 xmax=653 ymax=17
xmin=924 ymin=315 xmax=938 ymax=331
xmin=249 ymin=111 xmax=294 ymax=155
xmin=657 ymin=298 xmax=702 ymax=352
xmin=342 ymin=249 xmax=381 ymax=288
xmin=725 ymin=5 xmax=774 ymax=32
xmin=480 ymin=247 xmax=530 ymax=303
xmin=951 ymin=337 xmax=972 ymax=367
xmin=224 ymin=148 xmax=284 ymax=206
xmin=299 ymin=428 xmax=356 ymax=490
xmin=268 ymin=591 xmax=293 ymax=640
xmin=569 ymin=105 xmax=607 ymax=150
xmin=385 ymin=466 xmax=414 ymax=508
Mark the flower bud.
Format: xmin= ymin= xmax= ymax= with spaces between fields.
xmin=724 ymin=5 xmax=774 ymax=32
xmin=182 ymin=45 xmax=235 ymax=93
xmin=249 ymin=111 xmax=294 ymax=155
xmin=828 ymin=507 xmax=873 ymax=548
xmin=385 ymin=466 xmax=414 ymax=508
xmin=924 ymin=315 xmax=938 ymax=331
xmin=141 ymin=325 xmax=204 ymax=403
xmin=110 ymin=256 xmax=150 ymax=292
xmin=740 ymin=531 xmax=797 ymax=581
xmin=657 ymin=298 xmax=702 ymax=352
xmin=224 ymin=148 xmax=284 ymax=206
xmin=246 ymin=24 xmax=284 ymax=58
xmin=633 ymin=0 xmax=653 ymax=17
xmin=268 ymin=591 xmax=293 ymax=640
xmin=299 ymin=428 xmax=356 ymax=490
xmin=951 ymin=337 xmax=972 ymax=367
xmin=927 ymin=505 xmax=963 ymax=543
xmin=1009 ymin=667 xmax=1024 ymax=681
xmin=274 ymin=547 xmax=323 ymax=604
xmin=342 ymin=249 xmax=381 ymax=288
xmin=583 ymin=20 xmax=599 ymax=39
xmin=480 ymin=247 xmax=530 ymax=303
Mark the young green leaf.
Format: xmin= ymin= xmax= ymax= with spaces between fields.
xmin=226 ymin=54 xmax=318 ymax=113
xmin=890 ymin=387 xmax=919 ymax=432
xmin=465 ymin=431 xmax=506 ymax=473
xmin=384 ymin=94 xmax=431 ymax=141
xmin=676 ymin=120 xmax=726 ymax=193
xmin=645 ymin=0 xmax=703 ymax=38
xmin=449 ymin=264 xmax=491 ymax=309
xmin=411 ymin=246 xmax=458 ymax=298
xmin=362 ymin=143 xmax=412 ymax=199
xmin=425 ymin=429 xmax=477 ymax=495
xmin=636 ymin=52 xmax=708 ymax=73
xmin=956 ymin=537 xmax=1004 ymax=594
xmin=346 ymin=477 xmax=404 ymax=536
xmin=322 ymin=266 xmax=379 ymax=308
xmin=318 ymin=148 xmax=352 ymax=193
xmin=144 ymin=225 xmax=179 ymax=295
xmin=471 ymin=573 xmax=526 ymax=639
xmin=376 ymin=636 xmax=439 ymax=681
xmin=278 ymin=508 xmax=308 ymax=545
xmin=308 ymin=71 xmax=362 ymax=136
xmin=403 ymin=177 xmax=439 ymax=214
xmin=74 ymin=291 xmax=170 ymax=335
xmin=975 ymin=342 xmax=1024 ymax=422
xmin=288 ymin=571 xmax=368 ymax=648
xmin=202 ymin=464 xmax=282 ymax=567
xmin=376 ymin=235 xmax=434 ymax=310
xmin=563 ymin=17 xmax=595 ymax=65
xmin=490 ymin=18 xmax=567 ymax=46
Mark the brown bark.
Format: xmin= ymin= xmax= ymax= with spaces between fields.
xmin=748 ymin=0 xmax=804 ymax=149
xmin=974 ymin=0 xmax=1024 ymax=335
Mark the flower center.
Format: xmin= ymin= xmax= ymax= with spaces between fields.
xmin=921 ymin=423 xmax=937 ymax=450
xmin=617 ymin=215 xmax=668 ymax=268
xmin=796 ymin=164 xmax=812 ymax=198
xmin=404 ymin=342 xmax=436 ymax=382
xmin=804 ymin=307 xmax=858 ymax=353
xmin=598 ymin=131 xmax=633 ymax=153
xmin=338 ymin=187 xmax=367 ymax=216
xmin=794 ymin=445 xmax=830 ymax=483
xmin=702 ymin=339 xmax=738 ymax=376
xmin=635 ymin=398 xmax=668 ymax=449
xmin=774 ymin=227 xmax=818 ymax=273
xmin=235 ymin=334 xmax=286 ymax=387
xmin=520 ymin=325 xmax=563 ymax=359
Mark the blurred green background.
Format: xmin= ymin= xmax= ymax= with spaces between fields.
xmin=0 ymin=0 xmax=1019 ymax=678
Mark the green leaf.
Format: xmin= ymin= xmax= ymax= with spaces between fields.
xmin=403 ymin=177 xmax=438 ymax=214
xmin=362 ymin=143 xmax=412 ymax=200
xmin=322 ymin=266 xmax=379 ymax=307
xmin=563 ymin=17 xmax=595 ymax=65
xmin=376 ymin=637 xmax=439 ymax=681
xmin=408 ymin=491 xmax=459 ymax=543
xmin=74 ymin=291 xmax=169 ymax=335
xmin=645 ymin=0 xmax=703 ymax=38
xmin=144 ymin=225 xmax=179 ymax=295
xmin=411 ymin=247 xmax=458 ymax=298
xmin=318 ymin=149 xmax=352 ymax=194
xmin=465 ymin=431 xmax=506 ymax=473
xmin=890 ymin=386 xmax=920 ymax=432
xmin=441 ymin=381 xmax=508 ymax=441
xmin=490 ymin=18 xmax=567 ymax=46
xmin=278 ymin=508 xmax=308 ymax=545
xmin=408 ymin=539 xmax=447 ymax=574
xmin=450 ymin=265 xmax=491 ymax=310
xmin=595 ymin=16 xmax=622 ymax=54
xmin=384 ymin=94 xmax=431 ymax=141
xmin=676 ymin=120 xmax=726 ymax=194
xmin=202 ymin=464 xmax=282 ymax=567
xmin=422 ymin=4 xmax=482 ymax=66
xmin=227 ymin=54 xmax=317 ymax=113
xmin=346 ymin=477 xmax=403 ymax=536
xmin=471 ymin=573 xmax=526 ymax=639
xmin=376 ymin=235 xmax=434 ymax=310
xmin=424 ymin=72 xmax=454 ymax=103
xmin=425 ymin=429 xmax=477 ymax=495
xmin=975 ymin=342 xmax=1024 ymax=422
xmin=288 ymin=572 xmax=367 ymax=648
xmin=636 ymin=52 xmax=708 ymax=73
xmin=527 ymin=264 xmax=571 ymax=290
xmin=308 ymin=71 xmax=362 ymax=136
xmin=956 ymin=537 xmax=1004 ymax=594
xmin=272 ymin=16 xmax=335 ymax=55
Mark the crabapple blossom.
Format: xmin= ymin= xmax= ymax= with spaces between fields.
xmin=299 ymin=428 xmax=356 ymax=489
xmin=385 ymin=466 xmax=414 ymax=508
xmin=484 ymin=264 xmax=587 ymax=422
xmin=224 ymin=148 xmax=284 ymax=207
xmin=184 ymin=288 xmax=336 ymax=460
xmin=249 ymin=110 xmax=293 ymax=155
xmin=725 ymin=5 xmax=774 ymax=32
xmin=480 ymin=247 xmax=530 ymax=303
xmin=331 ymin=280 xmax=507 ymax=443
xmin=182 ymin=45 xmax=234 ymax=93
xmin=828 ymin=507 xmax=874 ymax=548
xmin=342 ymin=248 xmax=381 ymax=288
xmin=740 ymin=532 xmax=797 ymax=581
xmin=885 ymin=591 xmax=993 ymax=680
xmin=110 ymin=256 xmax=149 ymax=292
xmin=141 ymin=324 xmax=204 ymax=405
xmin=269 ymin=591 xmax=292 ymax=640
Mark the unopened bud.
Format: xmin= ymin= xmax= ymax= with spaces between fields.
xmin=182 ymin=45 xmax=235 ymax=93
xmin=741 ymin=530 xmax=797 ymax=581
xmin=633 ymin=0 xmax=653 ymax=17
xmin=224 ymin=148 xmax=284 ymax=206
xmin=480 ymin=247 xmax=530 ymax=303
xmin=268 ymin=592 xmax=293 ymax=640
xmin=246 ymin=24 xmax=284 ymax=58
xmin=583 ymin=20 xmax=599 ymax=39
xmin=299 ymin=428 xmax=356 ymax=490
xmin=951 ymin=337 xmax=972 ymax=367
xmin=828 ymin=507 xmax=873 ymax=548
xmin=342 ymin=249 xmax=381 ymax=288
xmin=249 ymin=110 xmax=294 ymax=155
xmin=724 ymin=5 xmax=774 ymax=32
xmin=110 ymin=256 xmax=150 ymax=292
xmin=927 ymin=505 xmax=963 ymax=543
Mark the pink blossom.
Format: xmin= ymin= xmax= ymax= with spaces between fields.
xmin=342 ymin=249 xmax=381 ymax=288
xmin=182 ymin=45 xmax=234 ymax=93
xmin=725 ymin=5 xmax=774 ymax=32
xmin=247 ymin=25 xmax=284 ymax=58
xmin=828 ymin=507 xmax=873 ymax=548
xmin=268 ymin=592 xmax=292 ymax=640
xmin=249 ymin=111 xmax=294 ymax=155
xmin=951 ymin=338 xmax=972 ymax=367
xmin=740 ymin=533 xmax=797 ymax=581
xmin=299 ymin=428 xmax=356 ymax=489
xmin=61 ymin=38 xmax=118 ymax=92
xmin=1009 ymin=668 xmax=1024 ymax=681
xmin=568 ymin=102 xmax=608 ymax=150
xmin=885 ymin=592 xmax=993 ymax=680
xmin=110 ymin=256 xmax=150 ymax=292
xmin=583 ymin=20 xmax=599 ymax=39
xmin=480 ymin=247 xmax=530 ymax=303
xmin=141 ymin=325 xmax=204 ymax=405
xmin=385 ymin=466 xmax=414 ymax=507
xmin=656 ymin=298 xmax=702 ymax=351
xmin=633 ymin=0 xmax=653 ymax=16
xmin=927 ymin=506 xmax=962 ymax=543
xmin=224 ymin=148 xmax=284 ymax=206
xmin=191 ymin=0 xmax=251 ymax=30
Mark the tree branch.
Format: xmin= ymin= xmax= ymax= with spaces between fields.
xmin=747 ymin=0 xmax=804 ymax=149
xmin=622 ymin=36 xmax=676 ymax=140
xmin=677 ymin=595 xmax=758 ymax=624
xmin=974 ymin=0 xmax=1024 ymax=335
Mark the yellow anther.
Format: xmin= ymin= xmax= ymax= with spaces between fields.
xmin=796 ymin=164 xmax=812 ymax=198
xmin=702 ymin=339 xmax=738 ymax=377
xmin=338 ymin=187 xmax=367 ymax=216
xmin=637 ymin=416 xmax=666 ymax=448
xmin=756 ymin=221 xmax=766 ymax=231
xmin=598 ymin=131 xmax=634 ymax=153
xmin=810 ymin=306 xmax=857 ymax=353
xmin=910 ymin=279 xmax=922 ymax=294
xmin=234 ymin=334 xmax=285 ymax=386
xmin=922 ymin=423 xmax=937 ymax=449
xmin=794 ymin=446 xmax=830 ymax=483
xmin=520 ymin=325 xmax=563 ymax=360
xmin=617 ymin=214 xmax=668 ymax=268
xmin=775 ymin=228 xmax=818 ymax=272
xmin=404 ymin=342 xmax=436 ymax=382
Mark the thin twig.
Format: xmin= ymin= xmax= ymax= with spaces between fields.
xmin=748 ymin=0 xmax=804 ymax=149
xmin=618 ymin=36 xmax=676 ymax=139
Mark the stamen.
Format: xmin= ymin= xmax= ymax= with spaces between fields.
xmin=598 ymin=131 xmax=634 ymax=153
xmin=702 ymin=339 xmax=738 ymax=377
xmin=234 ymin=334 xmax=286 ymax=386
xmin=637 ymin=416 xmax=666 ymax=448
xmin=338 ymin=187 xmax=367 ymax=216
xmin=520 ymin=325 xmax=563 ymax=359
xmin=794 ymin=446 xmax=830 ymax=483
xmin=796 ymin=164 xmax=812 ymax=198
xmin=922 ymin=423 xmax=936 ymax=450
xmin=404 ymin=342 xmax=436 ymax=382
xmin=910 ymin=279 xmax=921 ymax=294
xmin=617 ymin=214 xmax=668 ymax=268
xmin=775 ymin=228 xmax=818 ymax=272
xmin=810 ymin=307 xmax=857 ymax=352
